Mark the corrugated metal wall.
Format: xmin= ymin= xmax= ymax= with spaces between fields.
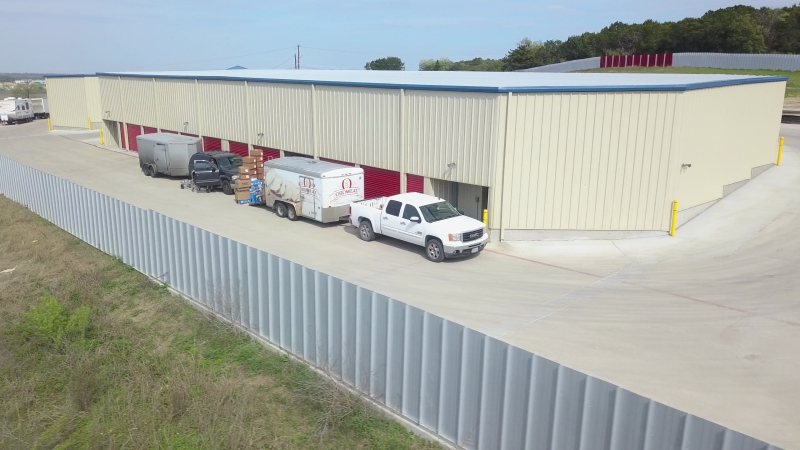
xmin=673 ymin=82 xmax=785 ymax=210
xmin=674 ymin=53 xmax=800 ymax=72
xmin=501 ymin=91 xmax=679 ymax=231
xmin=198 ymin=80 xmax=248 ymax=142
xmin=99 ymin=76 xmax=121 ymax=122
xmin=520 ymin=57 xmax=601 ymax=73
xmin=316 ymin=86 xmax=400 ymax=170
xmin=45 ymin=77 xmax=89 ymax=128
xmin=0 ymin=155 xmax=778 ymax=450
xmin=84 ymin=77 xmax=103 ymax=124
xmin=119 ymin=77 xmax=157 ymax=127
xmin=248 ymin=82 xmax=313 ymax=155
xmin=405 ymin=91 xmax=499 ymax=187
xmin=155 ymin=78 xmax=199 ymax=134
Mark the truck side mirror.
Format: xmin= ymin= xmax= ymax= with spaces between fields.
xmin=410 ymin=216 xmax=421 ymax=223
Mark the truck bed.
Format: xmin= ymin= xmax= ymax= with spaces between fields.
xmin=352 ymin=197 xmax=387 ymax=210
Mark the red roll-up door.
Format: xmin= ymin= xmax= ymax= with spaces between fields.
xmin=406 ymin=174 xmax=424 ymax=194
xmin=126 ymin=123 xmax=141 ymax=152
xmin=665 ymin=53 xmax=673 ymax=67
xmin=229 ymin=141 xmax=249 ymax=157
xmin=203 ymin=137 xmax=222 ymax=152
xmin=119 ymin=123 xmax=126 ymax=149
xmin=161 ymin=129 xmax=178 ymax=134
xmin=254 ymin=146 xmax=281 ymax=161
xmin=600 ymin=56 xmax=607 ymax=68
xmin=182 ymin=133 xmax=198 ymax=137
xmin=143 ymin=126 xmax=158 ymax=135
xmin=320 ymin=157 xmax=355 ymax=166
xmin=362 ymin=165 xmax=400 ymax=199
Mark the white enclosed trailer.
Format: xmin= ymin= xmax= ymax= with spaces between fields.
xmin=0 ymin=97 xmax=34 ymax=124
xmin=31 ymin=98 xmax=49 ymax=119
xmin=264 ymin=157 xmax=364 ymax=223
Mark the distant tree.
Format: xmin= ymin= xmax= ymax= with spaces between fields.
xmin=365 ymin=57 xmax=405 ymax=70
xmin=12 ymin=80 xmax=37 ymax=98
xmin=774 ymin=5 xmax=800 ymax=53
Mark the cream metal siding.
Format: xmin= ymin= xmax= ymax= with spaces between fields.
xmin=198 ymin=80 xmax=247 ymax=142
xmin=84 ymin=77 xmax=103 ymax=122
xmin=155 ymin=79 xmax=199 ymax=134
xmin=672 ymin=82 xmax=785 ymax=210
xmin=248 ymin=82 xmax=313 ymax=154
xmin=45 ymin=77 xmax=88 ymax=128
xmin=119 ymin=77 xmax=156 ymax=127
xmin=316 ymin=86 xmax=399 ymax=169
xmin=99 ymin=76 xmax=121 ymax=122
xmin=405 ymin=91 xmax=499 ymax=186
xmin=501 ymin=91 xmax=679 ymax=231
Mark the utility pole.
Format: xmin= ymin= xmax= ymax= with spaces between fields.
xmin=296 ymin=45 xmax=301 ymax=69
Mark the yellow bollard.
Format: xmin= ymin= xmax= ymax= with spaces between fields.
xmin=482 ymin=209 xmax=488 ymax=226
xmin=47 ymin=117 xmax=52 ymax=131
xmin=777 ymin=136 xmax=784 ymax=166
xmin=670 ymin=200 xmax=678 ymax=237
xmin=99 ymin=128 xmax=104 ymax=145
xmin=87 ymin=117 xmax=92 ymax=130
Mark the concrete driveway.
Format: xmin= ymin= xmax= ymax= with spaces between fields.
xmin=2 ymin=121 xmax=799 ymax=448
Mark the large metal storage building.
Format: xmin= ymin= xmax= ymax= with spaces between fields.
xmin=46 ymin=70 xmax=786 ymax=240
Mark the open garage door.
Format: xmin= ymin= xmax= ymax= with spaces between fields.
xmin=229 ymin=141 xmax=249 ymax=157
xmin=126 ymin=124 xmax=141 ymax=152
xmin=362 ymin=165 xmax=400 ymax=199
xmin=203 ymin=136 xmax=222 ymax=152
xmin=406 ymin=174 xmax=424 ymax=193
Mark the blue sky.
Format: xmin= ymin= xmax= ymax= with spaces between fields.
xmin=2 ymin=0 xmax=792 ymax=73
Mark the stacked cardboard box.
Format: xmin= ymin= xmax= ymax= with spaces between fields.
xmin=234 ymin=151 xmax=267 ymax=204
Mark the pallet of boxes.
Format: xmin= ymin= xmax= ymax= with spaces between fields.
xmin=234 ymin=150 xmax=266 ymax=205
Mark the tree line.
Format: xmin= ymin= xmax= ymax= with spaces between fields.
xmin=416 ymin=4 xmax=800 ymax=71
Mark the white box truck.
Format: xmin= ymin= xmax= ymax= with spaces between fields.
xmin=264 ymin=157 xmax=364 ymax=223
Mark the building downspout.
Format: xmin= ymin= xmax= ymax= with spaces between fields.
xmin=499 ymin=91 xmax=513 ymax=242
xmin=399 ymin=89 xmax=406 ymax=193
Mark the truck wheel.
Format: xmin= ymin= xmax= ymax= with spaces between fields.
xmin=142 ymin=165 xmax=151 ymax=176
xmin=358 ymin=221 xmax=375 ymax=242
xmin=287 ymin=205 xmax=299 ymax=221
xmin=275 ymin=202 xmax=288 ymax=218
xmin=149 ymin=165 xmax=158 ymax=178
xmin=221 ymin=180 xmax=233 ymax=195
xmin=425 ymin=239 xmax=445 ymax=263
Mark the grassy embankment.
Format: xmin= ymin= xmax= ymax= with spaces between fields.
xmin=582 ymin=66 xmax=800 ymax=107
xmin=0 ymin=195 xmax=438 ymax=449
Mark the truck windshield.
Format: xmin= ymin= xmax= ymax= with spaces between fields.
xmin=419 ymin=201 xmax=460 ymax=222
xmin=217 ymin=156 xmax=243 ymax=170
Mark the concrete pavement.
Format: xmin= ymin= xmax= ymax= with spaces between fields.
xmin=2 ymin=121 xmax=799 ymax=448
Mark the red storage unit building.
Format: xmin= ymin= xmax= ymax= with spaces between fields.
xmin=126 ymin=124 xmax=141 ymax=152
xmin=406 ymin=174 xmax=424 ymax=194
xmin=143 ymin=126 xmax=158 ymax=135
xmin=254 ymin=146 xmax=281 ymax=161
xmin=362 ymin=165 xmax=400 ymax=199
xmin=228 ymin=141 xmax=249 ymax=157
xmin=203 ymin=136 xmax=222 ymax=152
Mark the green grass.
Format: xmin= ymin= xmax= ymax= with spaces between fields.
xmin=0 ymin=195 xmax=439 ymax=450
xmin=582 ymin=66 xmax=800 ymax=100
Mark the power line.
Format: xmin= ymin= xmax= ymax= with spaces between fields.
xmin=273 ymin=55 xmax=295 ymax=69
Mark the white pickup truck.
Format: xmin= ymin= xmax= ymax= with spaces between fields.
xmin=349 ymin=193 xmax=488 ymax=262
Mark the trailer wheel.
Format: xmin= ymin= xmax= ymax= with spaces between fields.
xmin=287 ymin=205 xmax=299 ymax=221
xmin=142 ymin=165 xmax=151 ymax=176
xmin=149 ymin=165 xmax=158 ymax=178
xmin=358 ymin=220 xmax=375 ymax=242
xmin=275 ymin=202 xmax=288 ymax=218
xmin=425 ymin=238 xmax=445 ymax=263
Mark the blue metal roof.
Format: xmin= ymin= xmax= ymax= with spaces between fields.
xmin=94 ymin=69 xmax=787 ymax=93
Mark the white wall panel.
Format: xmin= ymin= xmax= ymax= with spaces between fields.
xmin=84 ymin=77 xmax=103 ymax=123
xmin=45 ymin=77 xmax=88 ymax=128
xmin=198 ymin=80 xmax=247 ymax=142
xmin=99 ymin=76 xmax=120 ymax=122
xmin=501 ymin=91 xmax=679 ymax=231
xmin=405 ymin=91 xmax=499 ymax=186
xmin=155 ymin=79 xmax=199 ymax=134
xmin=119 ymin=77 xmax=157 ymax=127
xmin=316 ymin=86 xmax=399 ymax=169
xmin=248 ymin=82 xmax=313 ymax=154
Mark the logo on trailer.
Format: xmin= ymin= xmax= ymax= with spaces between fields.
xmin=342 ymin=178 xmax=353 ymax=189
